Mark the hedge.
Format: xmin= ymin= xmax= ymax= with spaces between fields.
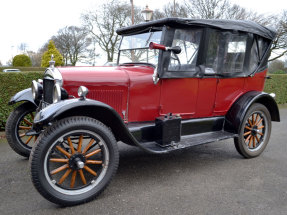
xmin=264 ymin=74 xmax=287 ymax=104
xmin=0 ymin=67 xmax=45 ymax=72
xmin=0 ymin=72 xmax=43 ymax=130
xmin=0 ymin=73 xmax=286 ymax=130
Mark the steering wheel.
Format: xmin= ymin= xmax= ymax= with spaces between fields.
xmin=170 ymin=52 xmax=181 ymax=70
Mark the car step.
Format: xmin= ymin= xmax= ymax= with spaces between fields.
xmin=139 ymin=131 xmax=237 ymax=153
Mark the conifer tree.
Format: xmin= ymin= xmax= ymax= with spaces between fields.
xmin=41 ymin=40 xmax=64 ymax=67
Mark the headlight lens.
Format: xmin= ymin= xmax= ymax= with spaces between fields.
xmin=53 ymin=83 xmax=61 ymax=103
xmin=31 ymin=80 xmax=43 ymax=101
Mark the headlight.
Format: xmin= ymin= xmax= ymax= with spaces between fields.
xmin=53 ymin=83 xmax=61 ymax=103
xmin=31 ymin=80 xmax=43 ymax=101
xmin=78 ymin=86 xmax=89 ymax=99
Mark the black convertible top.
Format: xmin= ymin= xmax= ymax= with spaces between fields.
xmin=117 ymin=18 xmax=276 ymax=40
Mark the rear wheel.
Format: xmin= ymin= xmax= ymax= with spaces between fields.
xmin=5 ymin=102 xmax=37 ymax=157
xmin=234 ymin=103 xmax=271 ymax=158
xmin=30 ymin=116 xmax=119 ymax=206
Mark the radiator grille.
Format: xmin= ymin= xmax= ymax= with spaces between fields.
xmin=43 ymin=79 xmax=54 ymax=104
xmin=88 ymin=90 xmax=123 ymax=114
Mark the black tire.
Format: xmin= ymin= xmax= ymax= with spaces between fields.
xmin=29 ymin=116 xmax=119 ymax=206
xmin=234 ymin=103 xmax=271 ymax=158
xmin=5 ymin=102 xmax=37 ymax=157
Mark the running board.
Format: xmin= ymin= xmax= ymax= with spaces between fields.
xmin=138 ymin=131 xmax=237 ymax=153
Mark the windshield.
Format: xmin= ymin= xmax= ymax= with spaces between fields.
xmin=119 ymin=31 xmax=162 ymax=65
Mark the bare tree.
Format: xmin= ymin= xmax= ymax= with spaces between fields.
xmin=81 ymin=0 xmax=131 ymax=62
xmin=185 ymin=0 xmax=230 ymax=19
xmin=51 ymin=26 xmax=91 ymax=66
xmin=18 ymin=43 xmax=28 ymax=53
xmin=163 ymin=2 xmax=189 ymax=18
xmin=27 ymin=51 xmax=42 ymax=67
xmin=268 ymin=11 xmax=287 ymax=61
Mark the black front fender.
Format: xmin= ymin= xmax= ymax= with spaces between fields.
xmin=8 ymin=88 xmax=37 ymax=106
xmin=225 ymin=91 xmax=280 ymax=133
xmin=34 ymin=99 xmax=116 ymax=125
xmin=33 ymin=98 xmax=164 ymax=153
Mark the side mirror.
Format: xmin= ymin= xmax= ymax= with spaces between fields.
xmin=149 ymin=42 xmax=181 ymax=54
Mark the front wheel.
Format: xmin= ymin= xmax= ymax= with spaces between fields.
xmin=5 ymin=102 xmax=37 ymax=157
xmin=234 ymin=103 xmax=271 ymax=158
xmin=30 ymin=116 xmax=119 ymax=206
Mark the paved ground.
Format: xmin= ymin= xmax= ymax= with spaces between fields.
xmin=0 ymin=109 xmax=286 ymax=215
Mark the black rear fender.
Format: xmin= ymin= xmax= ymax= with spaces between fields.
xmin=225 ymin=91 xmax=280 ymax=133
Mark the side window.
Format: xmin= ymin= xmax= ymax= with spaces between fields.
xmin=168 ymin=29 xmax=202 ymax=72
xmin=250 ymin=37 xmax=269 ymax=73
xmin=205 ymin=30 xmax=248 ymax=76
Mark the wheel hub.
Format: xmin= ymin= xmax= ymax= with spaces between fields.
xmin=251 ymin=125 xmax=258 ymax=136
xmin=69 ymin=153 xmax=86 ymax=170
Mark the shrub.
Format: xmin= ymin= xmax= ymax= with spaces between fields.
xmin=41 ymin=40 xmax=64 ymax=67
xmin=273 ymin=70 xmax=286 ymax=74
xmin=264 ymin=74 xmax=287 ymax=104
xmin=12 ymin=54 xmax=32 ymax=67
xmin=0 ymin=72 xmax=43 ymax=130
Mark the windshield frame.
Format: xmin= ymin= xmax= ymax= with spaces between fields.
xmin=117 ymin=30 xmax=163 ymax=66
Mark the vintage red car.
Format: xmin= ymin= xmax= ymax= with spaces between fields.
xmin=6 ymin=18 xmax=280 ymax=205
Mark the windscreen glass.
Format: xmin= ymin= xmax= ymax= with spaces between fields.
xmin=119 ymin=31 xmax=162 ymax=65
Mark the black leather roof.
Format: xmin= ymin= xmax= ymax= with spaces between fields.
xmin=116 ymin=18 xmax=276 ymax=40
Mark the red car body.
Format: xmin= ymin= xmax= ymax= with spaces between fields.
xmin=59 ymin=66 xmax=266 ymax=122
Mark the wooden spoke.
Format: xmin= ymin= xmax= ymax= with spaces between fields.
xmin=245 ymin=134 xmax=252 ymax=143
xmin=255 ymin=135 xmax=260 ymax=144
xmin=67 ymin=137 xmax=75 ymax=155
xmin=248 ymin=119 xmax=253 ymax=127
xmin=50 ymin=164 xmax=69 ymax=175
xmin=78 ymin=169 xmax=87 ymax=185
xmin=58 ymin=169 xmax=72 ymax=184
xmin=25 ymin=136 xmax=33 ymax=145
xmin=256 ymin=118 xmax=263 ymax=126
xmin=19 ymin=126 xmax=32 ymax=130
xmin=30 ymin=113 xmax=34 ymax=120
xmin=244 ymin=131 xmax=251 ymax=136
xmin=248 ymin=136 xmax=253 ymax=148
xmin=85 ymin=149 xmax=101 ymax=158
xmin=245 ymin=126 xmax=252 ymax=131
xmin=252 ymin=114 xmax=255 ymax=125
xmin=258 ymin=132 xmax=264 ymax=136
xmin=77 ymin=135 xmax=83 ymax=153
xmin=70 ymin=171 xmax=77 ymax=188
xmin=82 ymin=139 xmax=95 ymax=154
xmin=50 ymin=158 xmax=68 ymax=163
xmin=34 ymin=136 xmax=38 ymax=142
xmin=83 ymin=166 xmax=97 ymax=177
xmin=258 ymin=125 xmax=265 ymax=129
xmin=19 ymin=133 xmax=26 ymax=137
xmin=86 ymin=160 xmax=103 ymax=165
xmin=23 ymin=118 xmax=32 ymax=126
xmin=254 ymin=114 xmax=259 ymax=125
xmin=56 ymin=146 xmax=71 ymax=158
xmin=252 ymin=135 xmax=256 ymax=148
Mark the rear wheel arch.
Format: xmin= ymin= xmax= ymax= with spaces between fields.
xmin=225 ymin=91 xmax=280 ymax=133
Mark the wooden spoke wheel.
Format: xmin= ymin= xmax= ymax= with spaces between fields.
xmin=30 ymin=117 xmax=119 ymax=206
xmin=5 ymin=102 xmax=37 ymax=157
xmin=234 ymin=103 xmax=271 ymax=158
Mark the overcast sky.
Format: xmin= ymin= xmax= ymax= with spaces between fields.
xmin=0 ymin=0 xmax=286 ymax=65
